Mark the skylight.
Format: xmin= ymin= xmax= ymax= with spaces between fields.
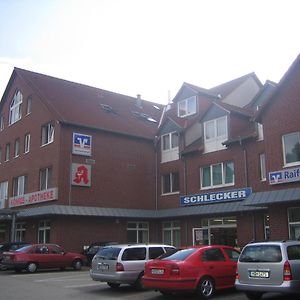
xmin=132 ymin=111 xmax=157 ymax=123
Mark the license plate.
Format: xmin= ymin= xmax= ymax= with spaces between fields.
xmin=151 ymin=268 xmax=164 ymax=275
xmin=249 ymin=270 xmax=270 ymax=278
xmin=97 ymin=263 xmax=109 ymax=271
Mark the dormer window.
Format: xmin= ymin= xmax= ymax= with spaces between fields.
xmin=9 ymin=90 xmax=23 ymax=125
xmin=177 ymin=96 xmax=196 ymax=117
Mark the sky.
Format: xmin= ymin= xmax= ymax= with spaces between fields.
xmin=0 ymin=0 xmax=300 ymax=104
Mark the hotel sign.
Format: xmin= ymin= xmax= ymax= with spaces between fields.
xmin=180 ymin=188 xmax=252 ymax=207
xmin=72 ymin=133 xmax=92 ymax=156
xmin=269 ymin=167 xmax=300 ymax=185
xmin=9 ymin=188 xmax=58 ymax=208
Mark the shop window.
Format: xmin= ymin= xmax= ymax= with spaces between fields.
xmin=38 ymin=220 xmax=50 ymax=243
xmin=200 ymin=161 xmax=234 ymax=189
xmin=0 ymin=181 xmax=8 ymax=209
xmin=282 ymin=132 xmax=300 ymax=167
xmin=13 ymin=175 xmax=27 ymax=196
xmin=204 ymin=116 xmax=227 ymax=153
xmin=162 ymin=172 xmax=179 ymax=194
xmin=40 ymin=167 xmax=52 ymax=190
xmin=127 ymin=222 xmax=148 ymax=243
xmin=15 ymin=223 xmax=26 ymax=242
xmin=161 ymin=132 xmax=179 ymax=163
xmin=288 ymin=208 xmax=300 ymax=240
xmin=24 ymin=133 xmax=30 ymax=153
xmin=41 ymin=123 xmax=54 ymax=146
xmin=177 ymin=96 xmax=196 ymax=118
xmin=162 ymin=221 xmax=180 ymax=247
xmin=9 ymin=90 xmax=23 ymax=125
xmin=0 ymin=224 xmax=6 ymax=240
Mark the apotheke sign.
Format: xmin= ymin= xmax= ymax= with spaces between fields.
xmin=269 ymin=167 xmax=300 ymax=185
xmin=9 ymin=188 xmax=58 ymax=208
xmin=180 ymin=188 xmax=252 ymax=207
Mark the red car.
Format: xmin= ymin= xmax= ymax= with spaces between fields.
xmin=142 ymin=245 xmax=240 ymax=298
xmin=1 ymin=243 xmax=86 ymax=273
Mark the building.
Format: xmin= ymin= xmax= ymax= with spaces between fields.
xmin=1 ymin=54 xmax=300 ymax=251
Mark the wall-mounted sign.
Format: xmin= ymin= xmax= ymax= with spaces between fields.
xmin=72 ymin=133 xmax=92 ymax=156
xmin=269 ymin=167 xmax=300 ymax=185
xmin=71 ymin=163 xmax=91 ymax=187
xmin=180 ymin=188 xmax=252 ymax=207
xmin=9 ymin=188 xmax=58 ymax=208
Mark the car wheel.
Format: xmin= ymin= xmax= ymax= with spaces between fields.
xmin=197 ymin=276 xmax=215 ymax=299
xmin=27 ymin=262 xmax=38 ymax=273
xmin=134 ymin=272 xmax=145 ymax=291
xmin=245 ymin=292 xmax=264 ymax=300
xmin=107 ymin=282 xmax=120 ymax=289
xmin=72 ymin=259 xmax=82 ymax=270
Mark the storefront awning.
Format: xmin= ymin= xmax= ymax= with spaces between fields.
xmin=244 ymin=187 xmax=300 ymax=206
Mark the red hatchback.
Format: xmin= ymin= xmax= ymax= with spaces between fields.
xmin=143 ymin=245 xmax=240 ymax=298
xmin=1 ymin=243 xmax=86 ymax=273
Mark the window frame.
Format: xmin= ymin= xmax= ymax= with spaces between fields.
xmin=14 ymin=138 xmax=20 ymax=158
xmin=24 ymin=133 xmax=30 ymax=153
xmin=39 ymin=167 xmax=52 ymax=190
xmin=9 ymin=90 xmax=23 ymax=125
xmin=127 ymin=221 xmax=149 ymax=243
xmin=5 ymin=143 xmax=10 ymax=162
xmin=0 ymin=181 xmax=8 ymax=209
xmin=282 ymin=132 xmax=300 ymax=167
xmin=162 ymin=172 xmax=180 ymax=195
xmin=162 ymin=221 xmax=180 ymax=247
xmin=200 ymin=161 xmax=234 ymax=189
xmin=12 ymin=175 xmax=27 ymax=196
xmin=38 ymin=220 xmax=50 ymax=244
xmin=177 ymin=96 xmax=197 ymax=118
xmin=259 ymin=153 xmax=266 ymax=181
xmin=41 ymin=123 xmax=54 ymax=146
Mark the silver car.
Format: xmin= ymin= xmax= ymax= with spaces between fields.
xmin=235 ymin=240 xmax=300 ymax=300
xmin=90 ymin=243 xmax=175 ymax=289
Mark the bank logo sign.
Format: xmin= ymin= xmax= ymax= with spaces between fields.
xmin=180 ymin=188 xmax=252 ymax=206
xmin=72 ymin=133 xmax=92 ymax=156
xmin=269 ymin=167 xmax=300 ymax=185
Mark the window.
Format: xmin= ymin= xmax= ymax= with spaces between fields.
xmin=162 ymin=172 xmax=179 ymax=194
xmin=38 ymin=220 xmax=50 ymax=243
xmin=15 ymin=223 xmax=26 ymax=242
xmin=13 ymin=175 xmax=27 ymax=196
xmin=288 ymin=207 xmax=300 ymax=240
xmin=256 ymin=122 xmax=264 ymax=140
xmin=202 ymin=248 xmax=225 ymax=261
xmin=26 ymin=97 xmax=32 ymax=115
xmin=14 ymin=138 xmax=20 ymax=158
xmin=260 ymin=153 xmax=266 ymax=181
xmin=283 ymin=132 xmax=300 ymax=167
xmin=127 ymin=222 xmax=149 ymax=243
xmin=40 ymin=167 xmax=52 ymax=190
xmin=177 ymin=96 xmax=196 ymax=117
xmin=24 ymin=133 xmax=30 ymax=153
xmin=0 ymin=115 xmax=4 ymax=131
xmin=9 ymin=90 xmax=23 ymax=125
xmin=163 ymin=221 xmax=180 ymax=247
xmin=204 ymin=116 xmax=228 ymax=153
xmin=161 ymin=132 xmax=179 ymax=163
xmin=5 ymin=143 xmax=10 ymax=162
xmin=0 ymin=181 xmax=8 ymax=209
xmin=122 ymin=247 xmax=146 ymax=261
xmin=201 ymin=161 xmax=234 ymax=189
xmin=41 ymin=123 xmax=54 ymax=145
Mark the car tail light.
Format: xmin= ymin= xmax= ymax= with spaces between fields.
xmin=170 ymin=265 xmax=180 ymax=275
xmin=283 ymin=260 xmax=293 ymax=281
xmin=235 ymin=271 xmax=240 ymax=280
xmin=116 ymin=262 xmax=124 ymax=272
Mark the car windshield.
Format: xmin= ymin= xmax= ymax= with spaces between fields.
xmin=96 ymin=247 xmax=121 ymax=260
xmin=161 ymin=248 xmax=197 ymax=261
xmin=15 ymin=245 xmax=32 ymax=252
xmin=239 ymin=245 xmax=282 ymax=262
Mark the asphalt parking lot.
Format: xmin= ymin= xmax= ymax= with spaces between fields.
xmin=0 ymin=268 xmax=298 ymax=300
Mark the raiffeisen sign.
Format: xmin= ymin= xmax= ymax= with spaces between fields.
xmin=180 ymin=188 xmax=252 ymax=207
xmin=269 ymin=167 xmax=300 ymax=185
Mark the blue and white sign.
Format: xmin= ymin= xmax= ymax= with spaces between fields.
xmin=72 ymin=133 xmax=92 ymax=156
xmin=269 ymin=167 xmax=300 ymax=185
xmin=180 ymin=188 xmax=252 ymax=207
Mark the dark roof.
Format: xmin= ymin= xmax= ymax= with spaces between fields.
xmin=5 ymin=68 xmax=164 ymax=139
xmin=8 ymin=202 xmax=263 ymax=220
xmin=244 ymin=187 xmax=300 ymax=207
